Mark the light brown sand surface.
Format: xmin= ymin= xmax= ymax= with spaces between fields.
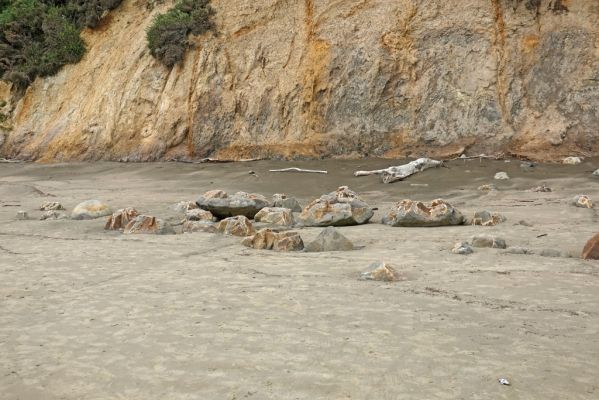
xmin=1 ymin=159 xmax=598 ymax=399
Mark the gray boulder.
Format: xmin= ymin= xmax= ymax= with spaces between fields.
xmin=272 ymin=193 xmax=302 ymax=212
xmin=470 ymin=235 xmax=507 ymax=249
xmin=452 ymin=242 xmax=473 ymax=255
xmin=382 ymin=199 xmax=464 ymax=227
xmin=196 ymin=190 xmax=269 ymax=219
xmin=71 ymin=200 xmax=113 ymax=220
xmin=297 ymin=186 xmax=373 ymax=227
xmin=304 ymin=227 xmax=354 ymax=252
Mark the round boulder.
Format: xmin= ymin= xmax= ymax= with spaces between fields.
xmin=71 ymin=200 xmax=112 ymax=220
xmin=382 ymin=199 xmax=465 ymax=227
xmin=196 ymin=190 xmax=269 ymax=219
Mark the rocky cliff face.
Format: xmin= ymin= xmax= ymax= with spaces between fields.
xmin=0 ymin=0 xmax=598 ymax=162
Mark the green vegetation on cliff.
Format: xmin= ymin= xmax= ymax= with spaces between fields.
xmin=146 ymin=0 xmax=215 ymax=67
xmin=0 ymin=0 xmax=122 ymax=89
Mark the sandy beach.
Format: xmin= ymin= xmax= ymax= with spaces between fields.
xmin=1 ymin=158 xmax=598 ymax=399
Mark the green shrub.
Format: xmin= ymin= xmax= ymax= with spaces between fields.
xmin=147 ymin=0 xmax=215 ymax=67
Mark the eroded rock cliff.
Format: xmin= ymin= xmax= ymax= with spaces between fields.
xmin=0 ymin=0 xmax=597 ymax=161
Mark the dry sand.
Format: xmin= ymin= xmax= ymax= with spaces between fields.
xmin=1 ymin=158 xmax=598 ymax=399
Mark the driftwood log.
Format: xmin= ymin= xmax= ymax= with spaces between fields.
xmin=354 ymin=158 xmax=442 ymax=183
xmin=269 ymin=168 xmax=328 ymax=174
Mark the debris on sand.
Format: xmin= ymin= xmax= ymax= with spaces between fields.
xmin=477 ymin=184 xmax=497 ymax=192
xmin=382 ymin=199 xmax=464 ymax=227
xmin=531 ymin=185 xmax=552 ymax=192
xmin=354 ymin=157 xmax=442 ymax=184
xmin=297 ymin=186 xmax=373 ymax=227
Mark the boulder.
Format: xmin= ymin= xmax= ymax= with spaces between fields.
xmin=105 ymin=208 xmax=139 ymax=230
xmin=477 ymin=184 xmax=497 ymax=192
xmin=40 ymin=210 xmax=67 ymax=220
xmin=382 ymin=199 xmax=465 ymax=227
xmin=272 ymin=193 xmax=302 ymax=212
xmin=503 ymin=247 xmax=533 ymax=255
xmin=182 ymin=220 xmax=217 ymax=233
xmin=452 ymin=242 xmax=473 ymax=255
xmin=71 ymin=200 xmax=113 ymax=220
xmin=470 ymin=235 xmax=507 ymax=249
xmin=471 ymin=210 xmax=506 ymax=226
xmin=16 ymin=211 xmax=28 ymax=220
xmin=304 ymin=227 xmax=354 ymax=252
xmin=254 ymin=207 xmax=295 ymax=226
xmin=573 ymin=195 xmax=593 ymax=209
xmin=196 ymin=190 xmax=269 ymax=219
xmin=539 ymin=248 xmax=571 ymax=258
xmin=593 ymin=169 xmax=599 ymax=178
xmin=582 ymin=233 xmax=599 ymax=260
xmin=563 ymin=156 xmax=582 ymax=165
xmin=241 ymin=228 xmax=304 ymax=251
xmin=297 ymin=186 xmax=373 ymax=227
xmin=40 ymin=201 xmax=64 ymax=211
xmin=172 ymin=201 xmax=199 ymax=213
xmin=520 ymin=161 xmax=536 ymax=171
xmin=185 ymin=208 xmax=215 ymax=222
xmin=359 ymin=262 xmax=404 ymax=282
xmin=123 ymin=215 xmax=175 ymax=235
xmin=216 ymin=216 xmax=255 ymax=236
xmin=494 ymin=172 xmax=509 ymax=180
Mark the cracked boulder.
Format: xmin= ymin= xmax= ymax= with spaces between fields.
xmin=297 ymin=186 xmax=373 ymax=227
xmin=216 ymin=216 xmax=255 ymax=236
xmin=254 ymin=207 xmax=295 ymax=226
xmin=71 ymin=199 xmax=113 ymax=220
xmin=123 ymin=215 xmax=175 ymax=234
xmin=241 ymin=228 xmax=304 ymax=251
xmin=105 ymin=208 xmax=139 ymax=230
xmin=382 ymin=199 xmax=465 ymax=227
xmin=196 ymin=190 xmax=269 ymax=219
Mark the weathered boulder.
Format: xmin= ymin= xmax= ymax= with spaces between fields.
xmin=470 ymin=235 xmax=507 ymax=249
xmin=503 ymin=247 xmax=534 ymax=255
xmin=272 ymin=193 xmax=302 ymax=212
xmin=452 ymin=242 xmax=473 ymax=255
xmin=382 ymin=199 xmax=464 ymax=227
xmin=196 ymin=190 xmax=269 ymax=219
xmin=539 ymin=248 xmax=571 ymax=258
xmin=185 ymin=208 xmax=215 ymax=222
xmin=573 ymin=195 xmax=593 ymax=209
xmin=216 ymin=216 xmax=255 ymax=236
xmin=563 ymin=156 xmax=582 ymax=165
xmin=123 ymin=215 xmax=175 ymax=234
xmin=582 ymin=233 xmax=599 ymax=260
xmin=254 ymin=207 xmax=294 ymax=226
xmin=71 ymin=200 xmax=112 ymax=220
xmin=297 ymin=186 xmax=373 ymax=227
xmin=40 ymin=210 xmax=67 ymax=220
xmin=494 ymin=172 xmax=510 ymax=180
xmin=477 ymin=184 xmax=497 ymax=192
xmin=304 ymin=227 xmax=354 ymax=252
xmin=182 ymin=220 xmax=217 ymax=233
xmin=471 ymin=211 xmax=506 ymax=226
xmin=172 ymin=201 xmax=199 ymax=213
xmin=241 ymin=228 xmax=304 ymax=251
xmin=105 ymin=208 xmax=139 ymax=230
xmin=40 ymin=201 xmax=64 ymax=211
xmin=359 ymin=262 xmax=403 ymax=282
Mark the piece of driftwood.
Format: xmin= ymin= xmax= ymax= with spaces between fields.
xmin=269 ymin=167 xmax=328 ymax=174
xmin=0 ymin=158 xmax=23 ymax=163
xmin=166 ymin=157 xmax=264 ymax=164
xmin=354 ymin=157 xmax=442 ymax=183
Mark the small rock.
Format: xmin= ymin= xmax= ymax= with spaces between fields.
xmin=516 ymin=220 xmax=533 ymax=227
xmin=40 ymin=210 xmax=66 ymax=220
xmin=593 ymin=169 xmax=599 ymax=177
xmin=216 ymin=216 xmax=255 ymax=236
xmin=304 ymin=226 xmax=354 ymax=252
xmin=477 ymin=184 xmax=497 ymax=192
xmin=452 ymin=242 xmax=473 ymax=255
xmin=40 ymin=201 xmax=64 ymax=211
xmin=581 ymin=233 xmax=599 ymax=260
xmin=196 ymin=190 xmax=269 ymax=219
xmin=181 ymin=220 xmax=217 ymax=234
xmin=382 ymin=199 xmax=464 ymax=227
xmin=16 ymin=211 xmax=28 ymax=220
xmin=185 ymin=208 xmax=215 ymax=222
xmin=520 ymin=161 xmax=536 ymax=170
xmin=470 ymin=235 xmax=507 ymax=249
xmin=531 ymin=185 xmax=552 ymax=192
xmin=298 ymin=186 xmax=373 ymax=227
xmin=272 ymin=193 xmax=302 ymax=212
xmin=563 ymin=156 xmax=582 ymax=165
xmin=494 ymin=172 xmax=509 ymax=180
xmin=123 ymin=215 xmax=175 ymax=235
xmin=105 ymin=208 xmax=139 ymax=230
xmin=172 ymin=201 xmax=199 ymax=213
xmin=254 ymin=207 xmax=295 ymax=226
xmin=573 ymin=195 xmax=593 ymax=209
xmin=241 ymin=228 xmax=304 ymax=251
xmin=471 ymin=210 xmax=506 ymax=226
xmin=502 ymin=247 xmax=533 ymax=255
xmin=539 ymin=248 xmax=570 ymax=258
xmin=359 ymin=262 xmax=404 ymax=282
xmin=71 ymin=200 xmax=113 ymax=220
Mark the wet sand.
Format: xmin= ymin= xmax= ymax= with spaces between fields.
xmin=1 ymin=158 xmax=598 ymax=399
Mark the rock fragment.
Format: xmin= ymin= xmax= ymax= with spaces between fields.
xmin=494 ymin=172 xmax=509 ymax=180
xmin=359 ymin=262 xmax=404 ymax=282
xmin=477 ymin=184 xmax=497 ymax=192
xmin=254 ymin=207 xmax=295 ymax=226
xmin=304 ymin=227 xmax=354 ymax=252
xmin=71 ymin=200 xmax=113 ymax=220
xmin=123 ymin=215 xmax=175 ymax=234
xmin=531 ymin=185 xmax=552 ymax=192
xmin=216 ymin=216 xmax=255 ymax=236
xmin=105 ymin=208 xmax=139 ymax=230
xmin=40 ymin=201 xmax=64 ymax=211
xmin=382 ymin=199 xmax=464 ymax=227
xmin=172 ymin=201 xmax=199 ymax=213
xmin=573 ymin=195 xmax=593 ymax=209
